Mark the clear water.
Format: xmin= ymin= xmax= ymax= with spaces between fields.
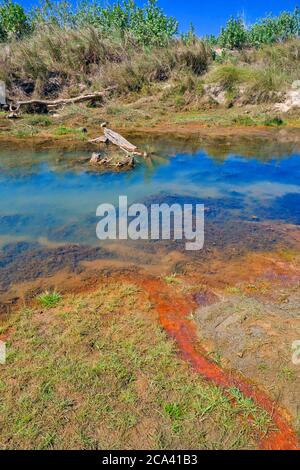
xmin=1 ymin=137 xmax=300 ymax=249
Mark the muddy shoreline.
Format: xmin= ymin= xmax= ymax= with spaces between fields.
xmin=1 ymin=124 xmax=300 ymax=152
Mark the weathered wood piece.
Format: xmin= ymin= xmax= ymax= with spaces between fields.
xmin=103 ymin=128 xmax=138 ymax=152
xmin=89 ymin=136 xmax=109 ymax=144
xmin=89 ymin=126 xmax=147 ymax=157
xmin=90 ymin=152 xmax=103 ymax=164
xmin=9 ymin=87 xmax=116 ymax=112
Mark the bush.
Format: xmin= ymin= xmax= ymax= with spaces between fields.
xmin=218 ymin=9 xmax=300 ymax=50
xmin=263 ymin=116 xmax=284 ymax=126
xmin=249 ymin=9 xmax=300 ymax=47
xmin=32 ymin=0 xmax=178 ymax=47
xmin=0 ymin=0 xmax=31 ymax=41
xmin=219 ymin=17 xmax=248 ymax=49
xmin=209 ymin=64 xmax=254 ymax=90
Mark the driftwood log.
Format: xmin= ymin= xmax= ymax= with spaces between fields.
xmin=103 ymin=128 xmax=137 ymax=152
xmin=9 ymin=87 xmax=117 ymax=113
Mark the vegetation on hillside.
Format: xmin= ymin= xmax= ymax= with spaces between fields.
xmin=216 ymin=9 xmax=300 ymax=49
xmin=0 ymin=0 xmax=178 ymax=46
xmin=1 ymin=1 xmax=300 ymax=128
xmin=1 ymin=1 xmax=300 ymax=48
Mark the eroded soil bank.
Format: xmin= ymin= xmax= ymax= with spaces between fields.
xmin=1 ymin=121 xmax=300 ymax=152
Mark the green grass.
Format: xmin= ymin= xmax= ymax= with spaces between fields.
xmin=36 ymin=291 xmax=62 ymax=308
xmin=0 ymin=282 xmax=273 ymax=449
xmin=11 ymin=124 xmax=39 ymax=138
xmin=164 ymin=402 xmax=183 ymax=420
xmin=208 ymin=64 xmax=255 ymax=91
xmin=263 ymin=116 xmax=285 ymax=126
xmin=278 ymin=366 xmax=297 ymax=381
xmin=24 ymin=115 xmax=53 ymax=127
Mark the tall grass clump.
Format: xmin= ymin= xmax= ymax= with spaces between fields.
xmin=2 ymin=21 xmax=211 ymax=98
xmin=208 ymin=64 xmax=254 ymax=90
xmin=235 ymin=39 xmax=300 ymax=97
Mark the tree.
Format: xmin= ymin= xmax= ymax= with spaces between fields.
xmin=76 ymin=0 xmax=178 ymax=46
xmin=249 ymin=9 xmax=300 ymax=46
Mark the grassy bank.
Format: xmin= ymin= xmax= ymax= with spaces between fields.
xmin=2 ymin=33 xmax=300 ymax=108
xmin=1 ymin=3 xmax=300 ymax=135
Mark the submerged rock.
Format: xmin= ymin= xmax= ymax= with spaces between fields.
xmin=89 ymin=151 xmax=135 ymax=170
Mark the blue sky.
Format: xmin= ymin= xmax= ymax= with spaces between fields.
xmin=19 ymin=0 xmax=299 ymax=35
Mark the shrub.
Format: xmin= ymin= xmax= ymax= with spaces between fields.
xmin=249 ymin=9 xmax=300 ymax=47
xmin=0 ymin=0 xmax=31 ymax=41
xmin=219 ymin=17 xmax=248 ymax=49
xmin=263 ymin=116 xmax=285 ymax=126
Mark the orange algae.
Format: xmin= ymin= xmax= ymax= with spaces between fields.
xmin=138 ymin=277 xmax=299 ymax=451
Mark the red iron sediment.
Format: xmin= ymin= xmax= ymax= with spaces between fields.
xmin=138 ymin=278 xmax=299 ymax=450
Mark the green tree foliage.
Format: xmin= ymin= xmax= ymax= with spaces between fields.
xmin=0 ymin=0 xmax=31 ymax=40
xmin=249 ymin=9 xmax=300 ymax=46
xmin=32 ymin=0 xmax=178 ymax=46
xmin=181 ymin=22 xmax=197 ymax=46
xmin=218 ymin=9 xmax=300 ymax=49
xmin=0 ymin=1 xmax=300 ymax=51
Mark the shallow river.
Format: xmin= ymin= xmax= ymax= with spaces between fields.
xmin=1 ymin=134 xmax=300 ymax=301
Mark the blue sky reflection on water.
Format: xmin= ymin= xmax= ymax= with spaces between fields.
xmin=0 ymin=144 xmax=300 ymax=247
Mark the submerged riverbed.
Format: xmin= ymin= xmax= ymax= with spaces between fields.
xmin=0 ymin=133 xmax=300 ymax=306
xmin=1 ymin=134 xmax=300 ymax=293
xmin=1 ymin=135 xmax=300 ymax=246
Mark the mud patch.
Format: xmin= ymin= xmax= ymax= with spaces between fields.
xmin=193 ymin=289 xmax=219 ymax=307
xmin=195 ymin=282 xmax=300 ymax=427
xmin=0 ymin=241 xmax=114 ymax=292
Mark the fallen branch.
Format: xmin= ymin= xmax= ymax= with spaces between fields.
xmin=89 ymin=135 xmax=109 ymax=144
xmin=103 ymin=127 xmax=137 ymax=152
xmin=89 ymin=124 xmax=148 ymax=157
xmin=9 ymin=87 xmax=117 ymax=112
